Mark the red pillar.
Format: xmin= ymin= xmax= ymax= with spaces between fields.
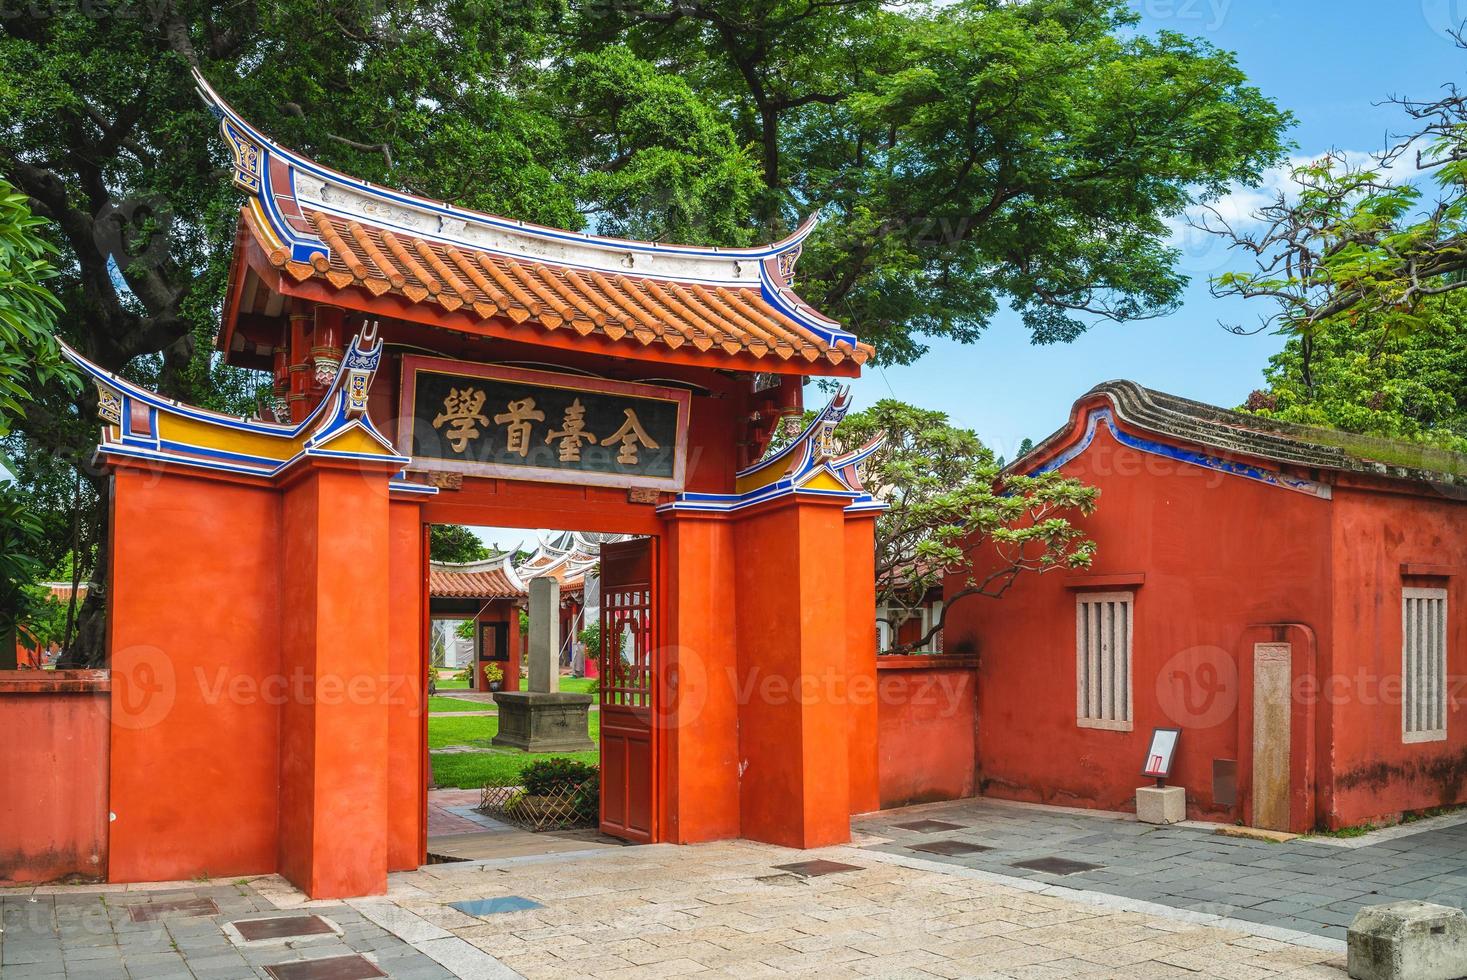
xmin=732 ymin=495 xmax=853 ymax=848
xmin=278 ymin=460 xmax=395 ymax=898
xmin=663 ymin=512 xmax=741 ymax=842
xmin=845 ymin=512 xmax=880 ymax=815
xmin=504 ymin=602 xmax=523 ymax=692
xmin=386 ymin=499 xmax=426 ymax=872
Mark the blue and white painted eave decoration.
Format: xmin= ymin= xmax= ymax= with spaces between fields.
xmin=658 ymin=390 xmax=888 ymax=515
xmin=1027 ymin=406 xmax=1333 ymax=500
xmin=64 ymin=328 xmax=436 ymax=496
xmin=191 ymin=70 xmax=858 ymax=351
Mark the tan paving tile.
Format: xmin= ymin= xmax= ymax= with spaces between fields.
xmin=370 ymin=837 xmax=1346 ymax=980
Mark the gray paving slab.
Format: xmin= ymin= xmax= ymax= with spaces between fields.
xmin=858 ymin=796 xmax=1467 ymax=942
xmin=0 ymin=881 xmax=468 ymax=979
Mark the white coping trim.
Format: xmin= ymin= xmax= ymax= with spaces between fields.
xmin=850 ymin=846 xmax=1347 ymax=954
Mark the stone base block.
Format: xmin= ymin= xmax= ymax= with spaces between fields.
xmin=491 ymin=691 xmax=595 ymax=753
xmin=1348 ymin=901 xmax=1467 ymax=980
xmin=1135 ymin=785 xmax=1186 ymax=825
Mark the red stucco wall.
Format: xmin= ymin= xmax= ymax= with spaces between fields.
xmin=0 ymin=671 xmax=110 ymax=883
xmin=947 ymin=422 xmax=1334 ymax=822
xmin=1326 ymin=484 xmax=1467 ymax=827
xmin=876 ymin=657 xmax=977 ymax=809
xmin=110 ymin=469 xmax=284 ymax=883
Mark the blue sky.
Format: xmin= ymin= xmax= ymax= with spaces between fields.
xmin=844 ymin=0 xmax=1467 ymax=455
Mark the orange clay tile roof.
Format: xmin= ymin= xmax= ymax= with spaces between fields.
xmin=428 ymin=565 xmax=523 ymax=600
xmin=249 ymin=207 xmax=872 ymax=368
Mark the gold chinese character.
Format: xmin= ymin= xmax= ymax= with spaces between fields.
xmin=545 ymin=398 xmax=599 ymax=462
xmin=432 ymin=387 xmax=488 ymax=453
xmin=493 ymin=397 xmax=546 ymax=457
xmin=605 ymin=408 xmax=659 ymax=465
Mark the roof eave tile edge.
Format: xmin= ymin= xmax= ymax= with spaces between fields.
xmin=1008 ymin=380 xmax=1467 ymax=499
xmin=62 ymin=330 xmax=437 ymax=495
xmin=193 ymin=70 xmax=847 ymax=306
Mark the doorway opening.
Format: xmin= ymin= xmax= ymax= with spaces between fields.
xmin=423 ymin=524 xmax=658 ymax=863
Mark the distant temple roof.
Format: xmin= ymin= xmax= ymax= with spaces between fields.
xmin=1021 ymin=380 xmax=1467 ymax=493
xmin=195 ymin=71 xmax=871 ymax=374
xmin=428 ymin=530 xmax=632 ymax=601
xmin=428 ymin=560 xmax=522 ymax=600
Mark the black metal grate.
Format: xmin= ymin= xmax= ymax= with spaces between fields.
xmin=234 ymin=915 xmax=335 ymax=942
xmin=1012 ymin=857 xmax=1102 ymax=875
xmin=909 ymin=840 xmax=993 ymax=856
xmin=772 ymin=859 xmax=863 ymax=878
xmin=127 ymin=897 xmax=219 ymax=922
xmin=264 ymin=954 xmax=387 ymax=980
xmin=893 ymin=820 xmax=967 ymax=833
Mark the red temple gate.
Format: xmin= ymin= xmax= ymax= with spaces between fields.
xmin=34 ymin=70 xmax=887 ymax=899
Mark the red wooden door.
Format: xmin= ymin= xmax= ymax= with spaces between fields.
xmin=599 ymin=537 xmax=657 ymax=843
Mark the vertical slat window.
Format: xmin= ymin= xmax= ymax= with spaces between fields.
xmin=1402 ymin=587 xmax=1448 ymax=743
xmin=1076 ymin=591 xmax=1134 ymax=731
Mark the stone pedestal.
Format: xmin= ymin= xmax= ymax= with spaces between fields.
xmin=1136 ymin=785 xmax=1185 ymax=825
xmin=1348 ymin=902 xmax=1467 ymax=980
xmin=491 ymin=691 xmax=594 ymax=753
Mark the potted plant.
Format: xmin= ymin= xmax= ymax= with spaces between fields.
xmin=484 ymin=662 xmax=504 ymax=692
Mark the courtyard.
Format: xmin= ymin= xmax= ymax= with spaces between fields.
xmin=2 ymin=796 xmax=1372 ymax=980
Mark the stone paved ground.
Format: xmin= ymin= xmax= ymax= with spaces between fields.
xmin=29 ymin=794 xmax=1464 ymax=978
xmin=856 ymin=797 xmax=1467 ymax=944
xmin=0 ymin=880 xmax=456 ymax=979
xmin=375 ymin=839 xmax=1346 ymax=979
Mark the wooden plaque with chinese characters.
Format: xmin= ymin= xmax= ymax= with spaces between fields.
xmin=396 ymin=356 xmax=692 ymax=491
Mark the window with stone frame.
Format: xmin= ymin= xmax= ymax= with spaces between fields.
xmin=1402 ymin=587 xmax=1448 ymax=743
xmin=1076 ymin=591 xmax=1134 ymax=731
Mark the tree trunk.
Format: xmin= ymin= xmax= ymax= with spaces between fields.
xmin=57 ymin=494 xmax=109 ymax=669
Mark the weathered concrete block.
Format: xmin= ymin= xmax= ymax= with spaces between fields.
xmin=1135 ymin=785 xmax=1185 ymax=825
xmin=1348 ymin=901 xmax=1467 ymax=980
xmin=491 ymin=691 xmax=594 ymax=753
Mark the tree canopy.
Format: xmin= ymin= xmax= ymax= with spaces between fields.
xmin=825 ymin=399 xmax=1097 ymax=654
xmin=429 ymin=525 xmax=493 ymax=564
xmin=0 ymin=0 xmax=1288 ymax=662
xmin=1243 ymin=295 xmax=1467 ymax=454
xmin=1199 ymin=37 xmax=1467 ymax=335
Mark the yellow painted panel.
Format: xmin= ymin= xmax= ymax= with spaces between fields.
xmin=799 ymin=470 xmax=846 ymax=492
xmin=314 ymin=425 xmax=394 ymax=456
xmin=159 ymin=413 xmax=296 ymax=462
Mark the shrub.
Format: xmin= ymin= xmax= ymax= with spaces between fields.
xmin=521 ymin=757 xmax=597 ymax=796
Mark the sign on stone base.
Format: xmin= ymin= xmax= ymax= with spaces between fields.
xmin=1135 ymin=785 xmax=1186 ymax=825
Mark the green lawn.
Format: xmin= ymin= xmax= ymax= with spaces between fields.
xmin=431 ymin=749 xmax=599 ymax=788
xmin=427 ymin=708 xmax=600 ymax=788
xmin=434 ymin=677 xmax=470 ymax=689
xmin=428 ymin=694 xmax=485 ymax=713
xmin=429 ymin=712 xmax=601 ymax=749
xmin=559 ymin=677 xmax=597 ymax=695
